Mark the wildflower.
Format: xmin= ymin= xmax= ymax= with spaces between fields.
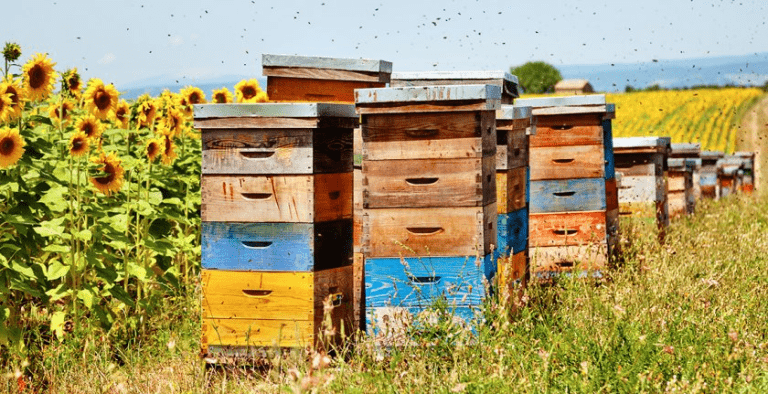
xmin=83 ymin=78 xmax=119 ymax=120
xmin=89 ymin=152 xmax=124 ymax=195
xmin=2 ymin=42 xmax=21 ymax=63
xmin=74 ymin=114 xmax=104 ymax=140
xmin=0 ymin=126 xmax=25 ymax=168
xmin=69 ymin=131 xmax=89 ymax=157
xmin=22 ymin=53 xmax=57 ymax=101
xmin=235 ymin=79 xmax=268 ymax=103
xmin=211 ymin=87 xmax=233 ymax=103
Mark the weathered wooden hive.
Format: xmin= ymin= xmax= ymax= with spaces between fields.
xmin=667 ymin=158 xmax=698 ymax=216
xmin=700 ymin=151 xmax=724 ymax=199
xmin=734 ymin=151 xmax=756 ymax=193
xmin=391 ymin=70 xmax=521 ymax=103
xmin=514 ymin=95 xmax=617 ymax=276
xmin=195 ymin=103 xmax=357 ymax=355
xmin=717 ymin=156 xmax=744 ymax=197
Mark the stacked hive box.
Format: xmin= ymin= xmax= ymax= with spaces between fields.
xmin=390 ymin=71 xmax=529 ymax=296
xmin=514 ymin=96 xmax=617 ymax=276
xmin=669 ymin=143 xmax=702 ymax=199
xmin=717 ymin=156 xmax=744 ymax=197
xmin=613 ymin=137 xmax=671 ymax=233
xmin=734 ymin=151 xmax=756 ymax=193
xmin=195 ymin=103 xmax=357 ymax=355
xmin=666 ymin=158 xmax=696 ymax=216
xmin=700 ymin=151 xmax=724 ymax=199
xmin=263 ymin=54 xmax=392 ymax=332
xmin=356 ymin=85 xmax=500 ymax=333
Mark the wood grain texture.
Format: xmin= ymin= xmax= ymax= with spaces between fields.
xmin=530 ymin=243 xmax=608 ymax=274
xmin=363 ymin=204 xmax=497 ymax=258
xmin=530 ymin=125 xmax=603 ymax=148
xmin=529 ymin=144 xmax=605 ymax=180
xmin=603 ymin=119 xmax=615 ymax=180
xmin=202 ymin=318 xmax=314 ymax=349
xmin=529 ymin=211 xmax=612 ymax=247
xmin=195 ymin=117 xmax=359 ymax=130
xmin=496 ymin=167 xmax=527 ymax=213
xmin=201 ymin=173 xmax=352 ymax=223
xmin=529 ymin=178 xmax=607 ymax=213
xmin=606 ymin=178 xmax=619 ymax=211
xmin=354 ymin=168 xmax=363 ymax=253
xmin=361 ymin=111 xmax=495 ymax=160
xmin=201 ymin=220 xmax=352 ymax=271
xmin=267 ymin=77 xmax=384 ymax=103
xmin=504 ymin=129 xmax=529 ymax=169
xmin=353 ymin=253 xmax=365 ymax=331
xmin=313 ymin=265 xmax=355 ymax=342
xmin=365 ymin=305 xmax=479 ymax=338
xmin=364 ymin=254 xmax=492 ymax=307
xmin=497 ymin=208 xmax=529 ymax=257
xmin=202 ymin=270 xmax=314 ymax=320
xmin=614 ymin=153 xmax=664 ymax=176
xmin=667 ymin=172 xmax=690 ymax=192
xmin=668 ymin=190 xmax=688 ymax=217
xmin=617 ymin=175 xmax=666 ymax=203
xmin=362 ymin=157 xmax=495 ymax=208
xmin=263 ymin=66 xmax=388 ymax=82
xmin=497 ymin=251 xmax=527 ymax=297
xmin=355 ymin=100 xmax=499 ymax=115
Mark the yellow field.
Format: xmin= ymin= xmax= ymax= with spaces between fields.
xmin=606 ymin=88 xmax=763 ymax=153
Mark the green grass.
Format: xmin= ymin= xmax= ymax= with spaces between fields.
xmin=3 ymin=194 xmax=768 ymax=393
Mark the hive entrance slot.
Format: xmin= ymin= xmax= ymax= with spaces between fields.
xmin=553 ymin=158 xmax=575 ymax=164
xmin=405 ymin=177 xmax=439 ymax=186
xmin=241 ymin=193 xmax=272 ymax=200
xmin=240 ymin=151 xmax=275 ymax=159
xmin=410 ymin=276 xmax=441 ymax=284
xmin=551 ymin=125 xmax=574 ymax=130
xmin=406 ymin=227 xmax=443 ymax=235
xmin=553 ymin=191 xmax=576 ymax=197
xmin=242 ymin=289 xmax=273 ymax=297
xmin=552 ymin=229 xmax=578 ymax=236
xmin=241 ymin=241 xmax=272 ymax=249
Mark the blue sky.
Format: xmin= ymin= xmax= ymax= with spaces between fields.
xmin=4 ymin=0 xmax=768 ymax=90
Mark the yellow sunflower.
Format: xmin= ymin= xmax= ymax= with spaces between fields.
xmin=0 ymin=127 xmax=25 ymax=168
xmin=1 ymin=76 xmax=25 ymax=121
xmin=115 ymin=100 xmax=130 ymax=129
xmin=22 ymin=53 xmax=57 ymax=102
xmin=180 ymin=86 xmax=206 ymax=106
xmin=48 ymin=99 xmax=76 ymax=125
xmin=164 ymin=107 xmax=185 ymax=137
xmin=74 ymin=114 xmax=104 ymax=140
xmin=161 ymin=134 xmax=177 ymax=165
xmin=135 ymin=95 xmax=157 ymax=129
xmin=69 ymin=131 xmax=89 ymax=157
xmin=235 ymin=79 xmax=269 ymax=103
xmin=211 ymin=87 xmax=233 ymax=103
xmin=89 ymin=152 xmax=124 ymax=196
xmin=83 ymin=78 xmax=119 ymax=120
xmin=146 ymin=138 xmax=162 ymax=163
xmin=0 ymin=93 xmax=12 ymax=124
xmin=62 ymin=68 xmax=82 ymax=99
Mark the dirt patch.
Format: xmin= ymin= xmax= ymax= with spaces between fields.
xmin=736 ymin=94 xmax=768 ymax=192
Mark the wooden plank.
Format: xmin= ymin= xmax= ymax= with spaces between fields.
xmin=497 ymin=208 xmax=528 ymax=257
xmin=202 ymin=270 xmax=314 ymax=320
xmin=362 ymin=111 xmax=495 ymax=160
xmin=529 ymin=178 xmax=606 ymax=213
xmin=617 ymin=175 xmax=665 ymax=202
xmin=530 ymin=243 xmax=608 ymax=274
xmin=529 ymin=144 xmax=605 ymax=181
xmin=364 ymin=254 xmax=491 ymax=307
xmin=363 ymin=204 xmax=496 ymax=258
xmin=606 ymin=178 xmax=619 ymax=211
xmin=201 ymin=221 xmax=352 ymax=271
xmin=201 ymin=173 xmax=352 ymax=223
xmin=263 ymin=66 xmax=387 ymax=83
xmin=267 ymin=77 xmax=384 ymax=103
xmin=195 ymin=117 xmax=321 ymax=129
xmin=354 ymin=168 xmax=363 ymax=253
xmin=202 ymin=318 xmax=313 ymax=349
xmin=355 ymin=100 xmax=500 ymax=115
xmin=262 ymin=54 xmax=392 ymax=73
xmin=505 ymin=129 xmax=529 ymax=169
xmin=667 ymin=172 xmax=688 ymax=192
xmin=668 ymin=191 xmax=687 ymax=217
xmin=366 ymin=305 xmax=479 ymax=339
xmin=362 ymin=157 xmax=494 ymax=208
xmin=603 ymin=119 xmax=615 ymax=180
xmin=355 ymin=84 xmax=501 ymax=104
xmin=353 ymin=252 xmax=364 ymax=331
xmin=496 ymin=167 xmax=526 ymax=213
xmin=614 ymin=153 xmax=663 ymax=176
xmin=530 ymin=121 xmax=603 ymax=148
xmin=529 ymin=211 xmax=611 ymax=247
xmin=497 ymin=251 xmax=527 ymax=298
xmin=313 ymin=265 xmax=355 ymax=341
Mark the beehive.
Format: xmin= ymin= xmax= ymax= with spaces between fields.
xmin=514 ymin=95 xmax=617 ymax=276
xmin=355 ymin=84 xmax=500 ymax=334
xmin=667 ymin=158 xmax=698 ymax=216
xmin=391 ymin=70 xmax=521 ymax=103
xmin=717 ymin=156 xmax=744 ymax=197
xmin=669 ymin=143 xmax=702 ymax=200
xmin=613 ymin=137 xmax=671 ymax=233
xmin=195 ymin=103 xmax=356 ymax=355
xmin=700 ymin=151 xmax=724 ymax=199
xmin=734 ymin=151 xmax=756 ymax=193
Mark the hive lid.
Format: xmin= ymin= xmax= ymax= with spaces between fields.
xmin=354 ymin=84 xmax=502 ymax=104
xmin=193 ymin=103 xmax=357 ymax=119
xmin=613 ymin=136 xmax=671 ymax=151
xmin=392 ymin=71 xmax=521 ymax=97
xmin=497 ymin=105 xmax=536 ymax=135
xmin=262 ymin=54 xmax=392 ymax=73
xmin=734 ymin=151 xmax=756 ymax=159
xmin=717 ymin=157 xmax=744 ymax=169
xmin=700 ymin=151 xmax=724 ymax=160
xmin=514 ymin=95 xmax=614 ymax=117
xmin=670 ymin=143 xmax=701 ymax=157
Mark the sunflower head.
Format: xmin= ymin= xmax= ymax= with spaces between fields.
xmin=22 ymin=53 xmax=57 ymax=102
xmin=84 ymin=78 xmax=119 ymax=120
xmin=164 ymin=107 xmax=186 ymax=137
xmin=48 ymin=99 xmax=76 ymax=125
xmin=0 ymin=93 xmax=12 ymax=124
xmin=69 ymin=131 xmax=89 ymax=157
xmin=90 ymin=152 xmax=124 ymax=196
xmin=1 ymin=76 xmax=25 ymax=120
xmin=2 ymin=42 xmax=21 ymax=63
xmin=146 ymin=138 xmax=162 ymax=163
xmin=212 ymin=87 xmax=233 ymax=104
xmin=161 ymin=134 xmax=177 ymax=165
xmin=180 ymin=86 xmax=206 ymax=107
xmin=134 ymin=95 xmax=157 ymax=129
xmin=75 ymin=114 xmax=105 ymax=141
xmin=115 ymin=100 xmax=130 ymax=129
xmin=235 ymin=79 xmax=269 ymax=103
xmin=0 ymin=127 xmax=25 ymax=168
xmin=62 ymin=68 xmax=82 ymax=99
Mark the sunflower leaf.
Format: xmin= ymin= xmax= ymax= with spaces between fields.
xmin=46 ymin=284 xmax=71 ymax=302
xmin=39 ymin=185 xmax=69 ymax=212
xmin=50 ymin=311 xmax=66 ymax=341
xmin=73 ymin=229 xmax=92 ymax=242
xmin=77 ymin=289 xmax=94 ymax=309
xmin=127 ymin=263 xmax=147 ymax=281
xmin=42 ymin=244 xmax=70 ymax=253
xmin=28 ymin=115 xmax=53 ymax=126
xmin=46 ymin=260 xmax=70 ymax=281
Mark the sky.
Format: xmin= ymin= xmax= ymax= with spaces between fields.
xmin=3 ymin=0 xmax=768 ymax=91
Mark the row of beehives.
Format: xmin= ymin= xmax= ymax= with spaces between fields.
xmin=194 ymin=53 xmax=754 ymax=358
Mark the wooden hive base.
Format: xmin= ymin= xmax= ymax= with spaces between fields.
xmin=530 ymin=243 xmax=613 ymax=275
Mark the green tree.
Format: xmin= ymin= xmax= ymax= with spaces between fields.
xmin=509 ymin=61 xmax=562 ymax=94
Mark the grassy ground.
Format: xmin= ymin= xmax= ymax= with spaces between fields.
xmin=2 ymin=192 xmax=767 ymax=393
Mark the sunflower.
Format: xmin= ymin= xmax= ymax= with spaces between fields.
xmin=145 ymin=138 xmax=162 ymax=163
xmin=114 ymin=100 xmax=130 ymax=129
xmin=74 ymin=114 xmax=104 ymax=140
xmin=90 ymin=152 xmax=124 ymax=196
xmin=48 ymin=99 xmax=76 ymax=125
xmin=0 ymin=127 xmax=25 ymax=168
xmin=211 ymin=87 xmax=233 ymax=104
xmin=0 ymin=93 xmax=12 ymax=124
xmin=22 ymin=53 xmax=57 ymax=102
xmin=1 ymin=76 xmax=25 ymax=121
xmin=69 ymin=131 xmax=89 ymax=157
xmin=235 ymin=79 xmax=269 ymax=103
xmin=161 ymin=133 xmax=177 ymax=165
xmin=62 ymin=68 xmax=82 ymax=99
xmin=2 ymin=42 xmax=21 ymax=63
xmin=180 ymin=86 xmax=206 ymax=106
xmin=83 ymin=78 xmax=118 ymax=120
xmin=163 ymin=107 xmax=186 ymax=137
xmin=135 ymin=96 xmax=158 ymax=129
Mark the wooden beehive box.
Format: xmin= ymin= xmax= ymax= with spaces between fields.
xmin=195 ymin=102 xmax=357 ymax=353
xmin=513 ymin=95 xmax=617 ymax=275
xmin=391 ymin=70 xmax=521 ymax=103
xmin=734 ymin=151 xmax=756 ymax=193
xmin=667 ymin=158 xmax=696 ymax=216
xmin=717 ymin=157 xmax=743 ymax=197
xmin=262 ymin=54 xmax=391 ymax=103
xmin=670 ymin=143 xmax=701 ymax=200
xmin=700 ymin=151 xmax=724 ymax=199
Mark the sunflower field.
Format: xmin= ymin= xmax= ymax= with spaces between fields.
xmin=0 ymin=43 xmax=268 ymax=364
xmin=606 ymin=88 xmax=763 ymax=152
